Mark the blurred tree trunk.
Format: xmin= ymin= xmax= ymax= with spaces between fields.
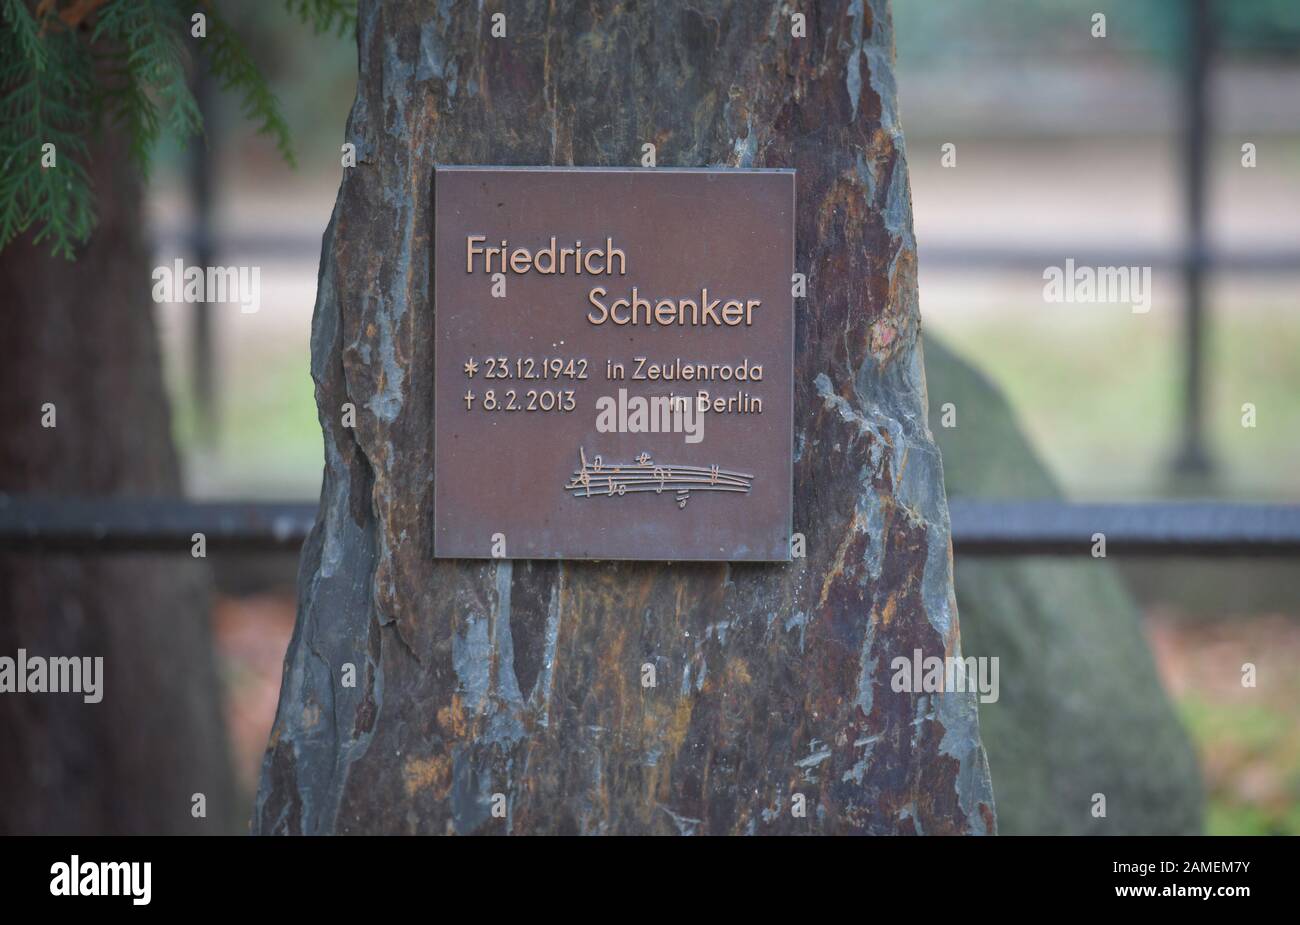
xmin=0 ymin=123 xmax=237 ymax=834
xmin=257 ymin=0 xmax=995 ymax=834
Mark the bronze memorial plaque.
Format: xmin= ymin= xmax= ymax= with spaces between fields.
xmin=433 ymin=166 xmax=794 ymax=561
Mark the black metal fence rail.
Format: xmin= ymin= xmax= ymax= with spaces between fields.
xmin=947 ymin=500 xmax=1300 ymax=556
xmin=0 ymin=498 xmax=315 ymax=552
xmin=2 ymin=497 xmax=1299 ymax=557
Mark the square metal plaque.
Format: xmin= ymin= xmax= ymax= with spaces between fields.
xmin=433 ymin=166 xmax=794 ymax=561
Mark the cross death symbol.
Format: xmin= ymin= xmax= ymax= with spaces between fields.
xmin=464 ymin=389 xmax=475 ymax=409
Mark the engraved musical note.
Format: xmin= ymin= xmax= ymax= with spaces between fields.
xmin=576 ymin=447 xmax=594 ymax=496
xmin=652 ymin=466 xmax=667 ymax=493
xmin=564 ymin=449 xmax=753 ymax=510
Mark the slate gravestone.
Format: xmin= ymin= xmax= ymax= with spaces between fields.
xmin=256 ymin=0 xmax=996 ymax=835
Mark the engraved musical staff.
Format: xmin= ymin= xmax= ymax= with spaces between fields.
xmin=565 ymin=448 xmax=753 ymax=510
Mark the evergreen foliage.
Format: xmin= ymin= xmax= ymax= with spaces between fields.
xmin=0 ymin=0 xmax=355 ymax=258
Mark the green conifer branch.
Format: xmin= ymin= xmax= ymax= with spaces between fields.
xmin=0 ymin=0 xmax=355 ymax=259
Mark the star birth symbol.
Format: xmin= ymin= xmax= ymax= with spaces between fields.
xmin=463 ymin=358 xmax=479 ymax=378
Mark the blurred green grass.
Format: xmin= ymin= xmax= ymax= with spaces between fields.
xmin=1181 ymin=696 xmax=1300 ymax=834
xmin=168 ymin=318 xmax=322 ymax=498
xmin=926 ymin=299 xmax=1300 ymax=500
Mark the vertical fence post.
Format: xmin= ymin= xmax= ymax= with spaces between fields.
xmin=189 ymin=59 xmax=218 ymax=447
xmin=1172 ymin=0 xmax=1214 ymax=478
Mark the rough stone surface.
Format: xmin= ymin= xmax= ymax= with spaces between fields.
xmin=256 ymin=0 xmax=995 ymax=835
xmin=924 ymin=337 xmax=1203 ymax=834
